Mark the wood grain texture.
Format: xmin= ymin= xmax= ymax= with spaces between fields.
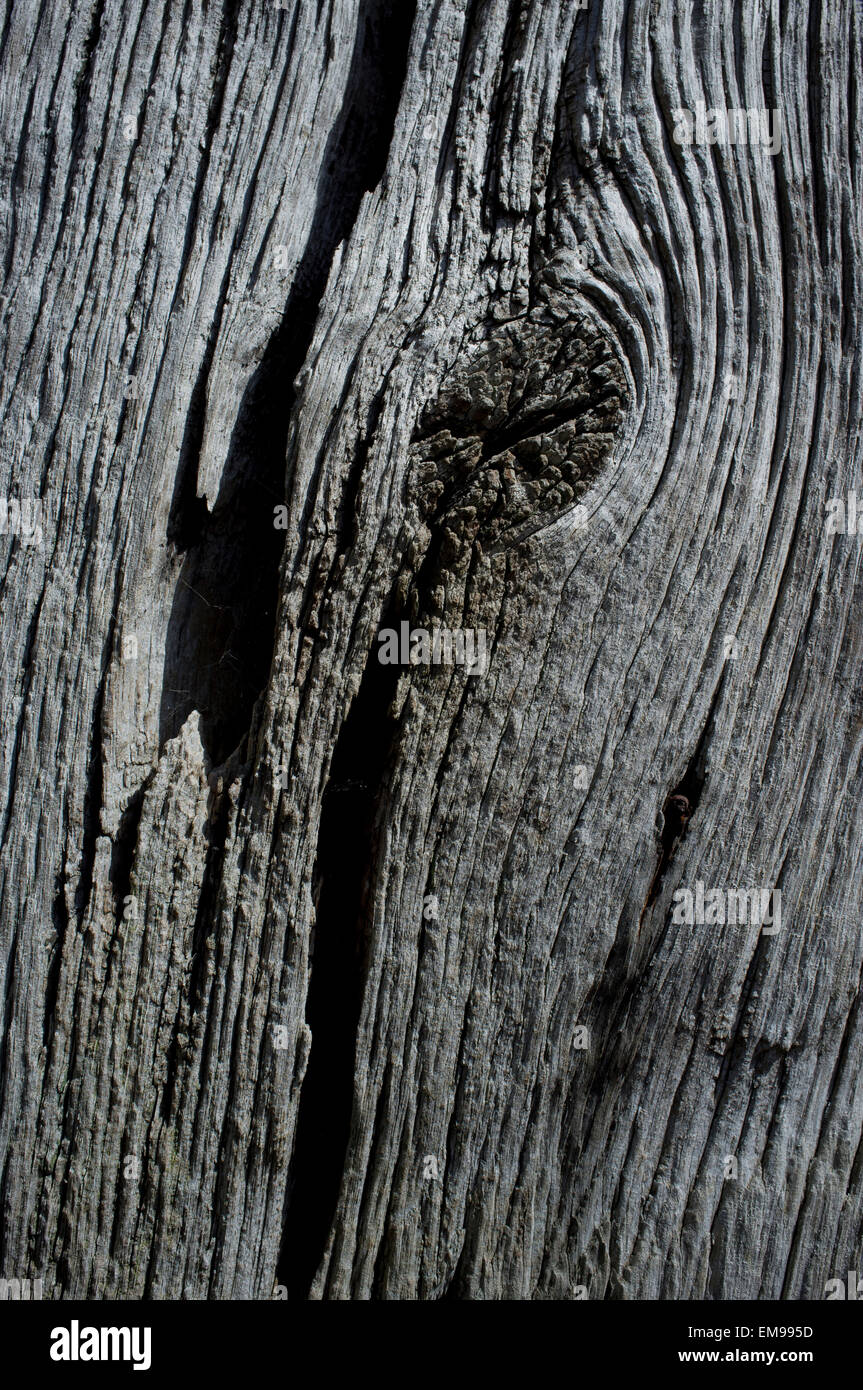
xmin=0 ymin=0 xmax=861 ymax=1300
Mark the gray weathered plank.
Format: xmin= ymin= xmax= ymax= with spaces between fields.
xmin=0 ymin=0 xmax=861 ymax=1300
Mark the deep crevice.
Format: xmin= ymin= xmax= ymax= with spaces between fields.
xmin=108 ymin=778 xmax=150 ymax=923
xmin=577 ymin=673 xmax=727 ymax=1112
xmin=167 ymin=347 xmax=218 ymax=553
xmin=165 ymin=0 xmax=244 ymax=551
xmin=477 ymin=393 xmax=614 ymax=464
xmin=160 ymin=0 xmax=416 ymax=767
xmin=69 ymin=0 xmax=105 ymax=148
xmin=640 ymin=673 xmax=724 ymax=919
xmin=277 ymin=609 xmax=402 ymax=1298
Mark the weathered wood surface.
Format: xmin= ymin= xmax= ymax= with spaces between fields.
xmin=0 ymin=0 xmax=862 ymax=1299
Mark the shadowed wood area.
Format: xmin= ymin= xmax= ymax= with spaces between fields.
xmin=0 ymin=0 xmax=861 ymax=1300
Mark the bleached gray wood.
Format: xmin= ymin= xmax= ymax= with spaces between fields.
xmin=0 ymin=0 xmax=861 ymax=1301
